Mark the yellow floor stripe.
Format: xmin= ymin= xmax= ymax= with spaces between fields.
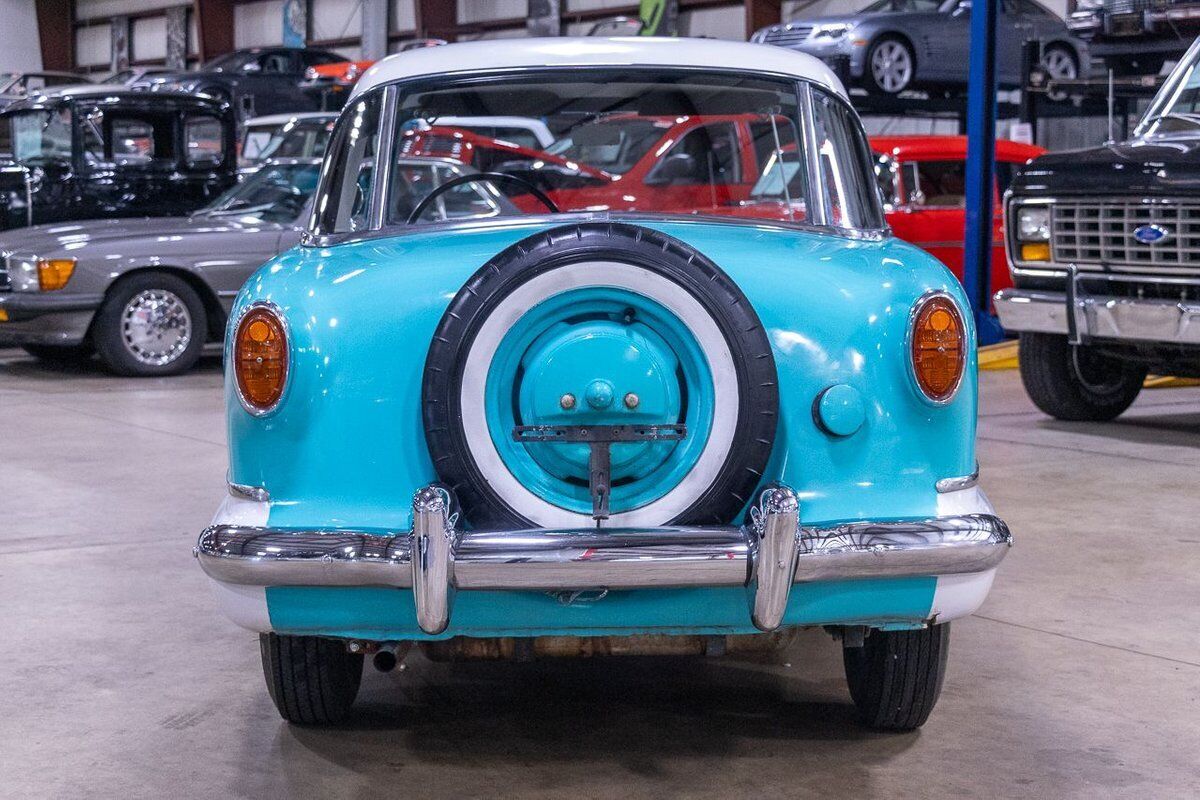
xmin=1144 ymin=375 xmax=1200 ymax=389
xmin=977 ymin=340 xmax=1197 ymax=388
xmin=979 ymin=340 xmax=1019 ymax=371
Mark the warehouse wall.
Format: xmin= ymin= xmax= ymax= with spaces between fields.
xmin=0 ymin=0 xmax=43 ymax=72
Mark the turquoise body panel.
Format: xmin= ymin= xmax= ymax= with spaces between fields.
xmin=225 ymin=217 xmax=977 ymax=637
xmin=265 ymin=578 xmax=936 ymax=640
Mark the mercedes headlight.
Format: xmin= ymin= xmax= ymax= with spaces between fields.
xmin=7 ymin=254 xmax=75 ymax=291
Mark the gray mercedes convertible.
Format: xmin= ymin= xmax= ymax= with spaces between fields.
xmin=0 ymin=156 xmax=507 ymax=376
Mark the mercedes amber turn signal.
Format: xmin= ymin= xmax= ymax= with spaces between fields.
xmin=37 ymin=258 xmax=76 ymax=291
xmin=910 ymin=294 xmax=966 ymax=403
xmin=234 ymin=305 xmax=289 ymax=413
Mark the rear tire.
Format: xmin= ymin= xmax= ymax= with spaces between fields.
xmin=1018 ymin=332 xmax=1146 ymax=421
xmin=259 ymin=633 xmax=363 ymax=725
xmin=92 ymin=272 xmax=207 ymax=377
xmin=21 ymin=342 xmax=93 ymax=362
xmin=843 ymin=624 xmax=949 ymax=732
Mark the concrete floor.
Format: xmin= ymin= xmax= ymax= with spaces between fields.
xmin=1 ymin=348 xmax=1197 ymax=800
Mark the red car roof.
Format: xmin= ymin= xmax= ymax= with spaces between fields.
xmin=869 ymin=135 xmax=1045 ymax=163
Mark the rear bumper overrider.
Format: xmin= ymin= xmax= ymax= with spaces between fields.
xmin=195 ymin=483 xmax=1011 ymax=635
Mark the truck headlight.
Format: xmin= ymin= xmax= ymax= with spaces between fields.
xmin=1014 ymin=205 xmax=1051 ymax=261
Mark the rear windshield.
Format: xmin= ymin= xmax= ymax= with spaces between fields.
xmin=313 ymin=69 xmax=884 ymax=235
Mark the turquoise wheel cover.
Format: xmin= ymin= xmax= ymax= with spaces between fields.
xmin=484 ymin=286 xmax=714 ymax=515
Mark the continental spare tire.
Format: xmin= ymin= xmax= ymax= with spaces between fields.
xmin=422 ymin=223 xmax=778 ymax=529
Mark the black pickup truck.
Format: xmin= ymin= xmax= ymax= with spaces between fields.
xmin=0 ymin=86 xmax=237 ymax=230
xmin=996 ymin=36 xmax=1200 ymax=420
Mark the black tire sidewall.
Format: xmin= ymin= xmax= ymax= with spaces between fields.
xmin=1018 ymin=332 xmax=1146 ymax=421
xmin=422 ymin=222 xmax=779 ymax=529
xmin=93 ymin=272 xmax=208 ymax=377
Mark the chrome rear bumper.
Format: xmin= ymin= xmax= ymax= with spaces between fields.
xmin=995 ymin=287 xmax=1200 ymax=345
xmin=196 ymin=484 xmax=1011 ymax=635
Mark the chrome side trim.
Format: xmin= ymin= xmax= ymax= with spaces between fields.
xmin=196 ymin=483 xmax=1012 ymax=633
xmin=936 ymin=464 xmax=979 ymax=493
xmin=995 ymin=287 xmax=1200 ymax=345
xmin=228 ymin=480 xmax=270 ymax=503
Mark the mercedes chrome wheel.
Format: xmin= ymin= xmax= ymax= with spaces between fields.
xmin=121 ymin=289 xmax=193 ymax=367
xmin=93 ymin=272 xmax=208 ymax=377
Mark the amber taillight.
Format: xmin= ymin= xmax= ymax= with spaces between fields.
xmin=234 ymin=305 xmax=288 ymax=413
xmin=910 ymin=294 xmax=965 ymax=403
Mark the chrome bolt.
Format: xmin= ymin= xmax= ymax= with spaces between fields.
xmin=348 ymin=641 xmax=363 ymax=653
xmin=560 ymin=393 xmax=576 ymax=410
xmin=624 ymin=392 xmax=640 ymax=409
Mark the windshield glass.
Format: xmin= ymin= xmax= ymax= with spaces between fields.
xmin=542 ymin=118 xmax=669 ymax=175
xmin=103 ymin=70 xmax=134 ymax=84
xmin=0 ymin=73 xmax=19 ymax=93
xmin=860 ymin=0 xmax=947 ymax=12
xmin=315 ymin=70 xmax=884 ymax=234
xmin=200 ymin=162 xmax=320 ymax=223
xmin=205 ymin=51 xmax=253 ymax=72
xmin=0 ymin=108 xmax=73 ymax=163
xmin=1137 ymin=38 xmax=1200 ymax=137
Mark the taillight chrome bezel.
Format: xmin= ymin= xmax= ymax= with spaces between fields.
xmin=232 ymin=301 xmax=291 ymax=417
xmin=906 ymin=291 xmax=967 ymax=406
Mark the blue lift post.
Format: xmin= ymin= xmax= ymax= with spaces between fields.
xmin=963 ymin=0 xmax=1006 ymax=346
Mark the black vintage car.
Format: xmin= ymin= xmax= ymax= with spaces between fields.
xmin=0 ymin=87 xmax=237 ymax=231
xmin=135 ymin=47 xmax=346 ymax=122
xmin=996 ymin=35 xmax=1200 ymax=421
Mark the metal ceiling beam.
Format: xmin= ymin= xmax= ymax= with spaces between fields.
xmin=36 ymin=0 xmax=75 ymax=72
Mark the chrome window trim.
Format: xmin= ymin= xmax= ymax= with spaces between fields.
xmin=368 ymin=85 xmax=398 ymax=231
xmin=905 ymin=289 xmax=968 ymax=407
xmin=304 ymin=68 xmax=890 ymax=248
xmin=230 ymin=300 xmax=292 ymax=418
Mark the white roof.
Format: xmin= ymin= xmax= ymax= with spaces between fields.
xmin=244 ymin=111 xmax=338 ymax=128
xmin=351 ymin=37 xmax=846 ymax=101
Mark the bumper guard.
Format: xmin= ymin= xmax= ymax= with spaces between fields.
xmin=195 ymin=484 xmax=1011 ymax=635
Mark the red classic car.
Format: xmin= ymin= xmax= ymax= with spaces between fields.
xmin=400 ymin=119 xmax=1041 ymax=300
xmin=398 ymin=113 xmax=812 ymax=218
xmin=871 ymin=136 xmax=1046 ymax=300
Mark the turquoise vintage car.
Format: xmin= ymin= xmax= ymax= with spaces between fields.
xmin=195 ymin=37 xmax=1011 ymax=732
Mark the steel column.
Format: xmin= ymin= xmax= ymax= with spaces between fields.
xmin=963 ymin=0 xmax=1005 ymax=345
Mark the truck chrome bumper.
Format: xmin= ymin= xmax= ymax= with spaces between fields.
xmin=195 ymin=484 xmax=1011 ymax=635
xmin=995 ymin=287 xmax=1200 ymax=345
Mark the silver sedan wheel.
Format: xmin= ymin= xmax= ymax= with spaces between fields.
xmin=1041 ymin=48 xmax=1077 ymax=101
xmin=871 ymin=40 xmax=914 ymax=93
xmin=120 ymin=289 xmax=193 ymax=366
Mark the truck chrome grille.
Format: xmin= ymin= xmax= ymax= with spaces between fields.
xmin=1051 ymin=200 xmax=1200 ymax=274
xmin=761 ymin=25 xmax=814 ymax=46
